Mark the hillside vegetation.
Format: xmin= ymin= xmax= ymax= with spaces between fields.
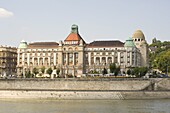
xmin=149 ymin=39 xmax=170 ymax=74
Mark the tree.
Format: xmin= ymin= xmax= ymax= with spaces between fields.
xmin=127 ymin=69 xmax=131 ymax=76
xmin=102 ymin=68 xmax=108 ymax=75
xmin=132 ymin=67 xmax=140 ymax=77
xmin=109 ymin=63 xmax=116 ymax=73
xmin=32 ymin=67 xmax=39 ymax=77
xmin=156 ymin=50 xmax=170 ymax=73
xmin=149 ymin=40 xmax=170 ymax=72
xmin=139 ymin=67 xmax=148 ymax=77
xmin=25 ymin=70 xmax=31 ymax=78
xmin=56 ymin=68 xmax=60 ymax=75
xmin=114 ymin=66 xmax=120 ymax=76
xmin=131 ymin=67 xmax=148 ymax=77
xmin=47 ymin=67 xmax=53 ymax=75
xmin=41 ymin=66 xmax=45 ymax=74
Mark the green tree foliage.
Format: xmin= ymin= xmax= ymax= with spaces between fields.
xmin=109 ymin=63 xmax=116 ymax=73
xmin=115 ymin=66 xmax=120 ymax=76
xmin=89 ymin=70 xmax=99 ymax=74
xmin=25 ymin=70 xmax=31 ymax=78
xmin=139 ymin=67 xmax=148 ymax=77
xmin=131 ymin=67 xmax=148 ymax=77
xmin=109 ymin=63 xmax=120 ymax=76
xmin=154 ymin=50 xmax=170 ymax=73
xmin=57 ymin=68 xmax=60 ymax=75
xmin=41 ymin=66 xmax=45 ymax=74
xmin=127 ymin=69 xmax=131 ymax=75
xmin=132 ymin=67 xmax=140 ymax=76
xmin=102 ymin=68 xmax=108 ymax=75
xmin=47 ymin=67 xmax=53 ymax=75
xmin=32 ymin=67 xmax=39 ymax=77
xmin=149 ymin=40 xmax=170 ymax=73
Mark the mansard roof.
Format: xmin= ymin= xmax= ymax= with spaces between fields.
xmin=87 ymin=40 xmax=124 ymax=47
xmin=28 ymin=42 xmax=59 ymax=48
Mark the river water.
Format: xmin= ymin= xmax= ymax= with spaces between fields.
xmin=0 ymin=99 xmax=170 ymax=113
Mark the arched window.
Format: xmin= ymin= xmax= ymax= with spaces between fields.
xmin=75 ymin=47 xmax=78 ymax=51
xmin=68 ymin=47 xmax=73 ymax=51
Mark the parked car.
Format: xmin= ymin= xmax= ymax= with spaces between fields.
xmin=158 ymin=74 xmax=169 ymax=78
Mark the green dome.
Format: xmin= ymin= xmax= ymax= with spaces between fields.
xmin=124 ymin=37 xmax=135 ymax=47
xmin=18 ymin=40 xmax=27 ymax=49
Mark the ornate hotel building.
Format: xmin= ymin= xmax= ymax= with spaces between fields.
xmin=17 ymin=25 xmax=148 ymax=77
xmin=0 ymin=46 xmax=17 ymax=76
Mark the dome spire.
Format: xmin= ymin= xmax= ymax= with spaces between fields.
xmin=132 ymin=30 xmax=145 ymax=40
xmin=71 ymin=24 xmax=78 ymax=34
xmin=18 ymin=40 xmax=27 ymax=49
xmin=124 ymin=37 xmax=135 ymax=47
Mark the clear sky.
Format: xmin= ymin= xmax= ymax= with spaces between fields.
xmin=0 ymin=0 xmax=170 ymax=47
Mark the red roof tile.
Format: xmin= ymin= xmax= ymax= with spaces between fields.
xmin=64 ymin=33 xmax=81 ymax=41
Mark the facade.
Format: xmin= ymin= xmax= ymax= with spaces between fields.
xmin=132 ymin=30 xmax=149 ymax=67
xmin=0 ymin=46 xmax=17 ymax=76
xmin=17 ymin=25 xmax=148 ymax=77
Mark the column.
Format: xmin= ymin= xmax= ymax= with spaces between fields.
xmin=38 ymin=57 xmax=40 ymax=66
xmin=73 ymin=53 xmax=75 ymax=65
xmin=17 ymin=51 xmax=20 ymax=66
xmin=130 ymin=51 xmax=132 ymax=66
xmin=94 ymin=57 xmax=96 ymax=64
xmin=118 ymin=52 xmax=121 ymax=65
xmin=43 ymin=57 xmax=45 ymax=65
xmin=88 ymin=52 xmax=91 ymax=66
xmin=48 ymin=57 xmax=50 ymax=66
xmin=66 ymin=53 xmax=68 ymax=65
xmin=54 ymin=53 xmax=56 ymax=65
xmin=134 ymin=52 xmax=136 ymax=66
xmin=27 ymin=53 xmax=30 ymax=66
xmin=100 ymin=57 xmax=102 ymax=64
xmin=32 ymin=57 xmax=34 ymax=66
xmin=22 ymin=53 xmax=25 ymax=66
xmin=112 ymin=56 xmax=114 ymax=63
xmin=106 ymin=57 xmax=108 ymax=64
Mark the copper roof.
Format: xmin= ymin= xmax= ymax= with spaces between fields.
xmin=87 ymin=40 xmax=124 ymax=47
xmin=28 ymin=42 xmax=59 ymax=48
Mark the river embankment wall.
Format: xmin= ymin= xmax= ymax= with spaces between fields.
xmin=0 ymin=78 xmax=169 ymax=99
xmin=0 ymin=78 xmax=152 ymax=90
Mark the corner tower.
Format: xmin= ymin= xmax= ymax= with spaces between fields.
xmin=132 ymin=30 xmax=149 ymax=67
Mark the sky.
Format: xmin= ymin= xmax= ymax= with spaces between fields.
xmin=0 ymin=0 xmax=170 ymax=47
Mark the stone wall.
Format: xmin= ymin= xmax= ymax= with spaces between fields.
xmin=0 ymin=90 xmax=170 ymax=100
xmin=0 ymin=78 xmax=170 ymax=99
xmin=0 ymin=78 xmax=152 ymax=91
xmin=156 ymin=78 xmax=170 ymax=90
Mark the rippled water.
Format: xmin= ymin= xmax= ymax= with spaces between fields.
xmin=0 ymin=99 xmax=170 ymax=113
